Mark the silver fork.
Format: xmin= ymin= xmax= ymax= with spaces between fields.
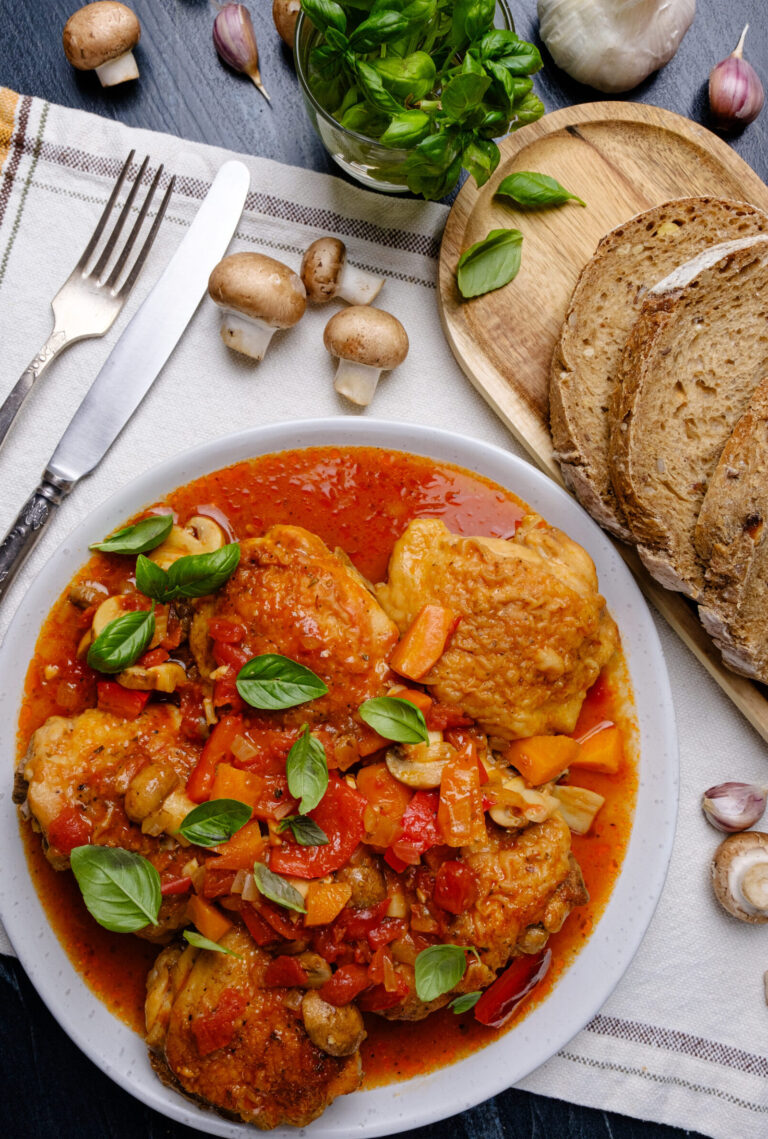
xmin=0 ymin=150 xmax=175 ymax=453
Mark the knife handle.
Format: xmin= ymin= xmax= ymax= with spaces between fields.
xmin=0 ymin=475 xmax=73 ymax=603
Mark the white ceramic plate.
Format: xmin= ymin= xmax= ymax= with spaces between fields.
xmin=0 ymin=419 xmax=678 ymax=1137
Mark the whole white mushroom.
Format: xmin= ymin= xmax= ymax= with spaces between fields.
xmin=62 ymin=1 xmax=141 ymax=87
xmin=208 ymin=252 xmax=307 ymax=362
xmin=324 ymin=306 xmax=408 ymax=406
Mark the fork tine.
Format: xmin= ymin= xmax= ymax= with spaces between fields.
xmin=116 ymin=175 xmax=176 ymax=299
xmin=75 ymin=150 xmax=135 ymax=272
xmin=90 ymin=154 xmax=150 ymax=280
xmin=103 ymin=163 xmax=165 ymax=291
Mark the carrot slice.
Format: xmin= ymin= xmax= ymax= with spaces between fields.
xmin=390 ymin=604 xmax=458 ymax=681
xmin=571 ymin=725 xmax=623 ymax=774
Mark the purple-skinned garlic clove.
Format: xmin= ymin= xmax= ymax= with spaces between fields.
xmin=702 ymin=781 xmax=768 ymax=833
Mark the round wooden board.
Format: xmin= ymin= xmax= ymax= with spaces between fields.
xmin=438 ymin=100 xmax=768 ymax=479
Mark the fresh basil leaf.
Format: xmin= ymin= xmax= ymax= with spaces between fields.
xmin=405 ymin=130 xmax=464 ymax=200
xmin=310 ymin=41 xmax=345 ymax=78
xmin=183 ymin=929 xmax=243 ymax=957
xmin=70 ymin=845 xmax=161 ymax=933
xmin=253 ymin=862 xmax=307 ymax=913
xmin=86 ymin=606 xmax=155 ymax=674
xmin=479 ymin=31 xmax=542 ymax=74
xmin=341 ymin=101 xmax=390 ymax=137
xmin=135 ymin=555 xmax=171 ymax=602
xmin=462 ymin=137 xmax=499 ymax=187
xmin=301 ymin=0 xmax=347 ymax=33
xmin=359 ymin=696 xmax=429 ymax=744
xmin=464 ymin=0 xmax=495 ymax=43
xmin=485 ymin=62 xmax=529 ymax=112
xmin=496 ymin=171 xmax=585 ymax=209
xmin=355 ymin=59 xmax=401 ymax=114
xmin=277 ymin=816 xmax=330 ymax=846
xmin=325 ymin=26 xmax=350 ymax=52
xmin=441 ymin=73 xmax=490 ymax=122
xmin=513 ymin=92 xmax=545 ymax=127
xmin=236 ymin=654 xmax=329 ymax=711
xmin=286 ymin=726 xmax=329 ymax=814
xmin=90 ymin=514 xmax=173 ymax=556
xmin=456 ymin=228 xmax=523 ymax=299
xmin=414 ymin=944 xmax=469 ymax=1001
xmin=372 ymin=51 xmax=436 ymax=101
xmin=166 ymin=543 xmax=240 ymax=599
xmin=348 ymin=10 xmax=409 ymax=52
xmin=381 ymin=109 xmax=430 ymax=148
xmin=449 ymin=990 xmax=482 ymax=1014
xmin=178 ymin=799 xmax=252 ymax=847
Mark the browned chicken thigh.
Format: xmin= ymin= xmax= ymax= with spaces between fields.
xmin=377 ymin=517 xmax=618 ymax=741
xmin=146 ymin=926 xmax=363 ymax=1129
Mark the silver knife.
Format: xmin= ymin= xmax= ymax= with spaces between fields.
xmin=0 ymin=159 xmax=250 ymax=602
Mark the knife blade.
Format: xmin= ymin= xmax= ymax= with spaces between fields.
xmin=0 ymin=159 xmax=250 ymax=602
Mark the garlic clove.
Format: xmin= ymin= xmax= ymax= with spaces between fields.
xmin=213 ymin=3 xmax=271 ymax=103
xmin=708 ymin=25 xmax=764 ymax=132
xmin=701 ymin=781 xmax=767 ymax=833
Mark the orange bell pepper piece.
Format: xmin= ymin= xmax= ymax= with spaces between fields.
xmin=209 ymin=763 xmax=261 ymax=811
xmin=390 ymin=604 xmax=459 ymax=681
xmin=304 ymin=881 xmax=353 ymax=927
xmin=212 ymin=820 xmax=265 ymax=870
xmin=357 ymin=761 xmax=412 ymax=848
xmin=186 ymin=713 xmax=244 ymax=803
xmin=438 ymin=739 xmax=486 ymax=847
xmin=505 ymin=735 xmax=580 ymax=786
xmin=571 ymin=724 xmax=623 ymax=774
xmin=186 ymin=894 xmax=233 ymax=943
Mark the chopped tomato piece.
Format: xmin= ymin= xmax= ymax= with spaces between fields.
xmin=48 ymin=806 xmax=92 ymax=856
xmin=213 ymin=671 xmax=245 ymax=712
xmin=179 ymin=685 xmax=207 ymax=742
xmin=213 ymin=640 xmax=251 ymax=671
xmin=357 ymin=761 xmax=412 ymax=848
xmin=251 ymin=898 xmax=305 ymax=941
xmin=320 ymin=963 xmax=371 ymax=1006
xmin=240 ymin=902 xmax=278 ymax=946
xmin=202 ymin=868 xmax=238 ymax=898
xmin=96 ymin=681 xmax=150 ymax=720
xmin=270 ymin=775 xmax=365 ymax=879
xmin=474 ymin=949 xmax=551 ymax=1028
xmin=384 ymin=847 xmax=408 ymax=873
xmin=160 ymin=875 xmax=193 ymax=896
xmin=425 ymin=701 xmax=472 ymax=732
xmin=368 ymin=918 xmax=408 ymax=949
xmin=212 ymin=820 xmax=264 ymax=870
xmin=336 ymin=899 xmax=390 ymax=942
xmin=387 ymin=790 xmax=441 ymax=866
xmin=433 ymin=861 xmax=479 ymax=915
xmin=263 ymin=955 xmax=309 ymax=988
xmin=186 ymin=713 xmax=244 ymax=803
xmin=390 ymin=604 xmax=459 ymax=680
xmin=137 ymin=647 xmax=169 ymax=669
xmin=192 ymin=987 xmax=246 ymax=1056
xmin=208 ymin=618 xmax=246 ymax=643
xmin=186 ymin=894 xmax=233 ymax=943
xmin=357 ymin=972 xmax=410 ymax=1012
xmin=438 ymin=739 xmax=486 ymax=847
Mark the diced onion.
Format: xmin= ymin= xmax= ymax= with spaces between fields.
xmin=383 ymin=954 xmax=398 ymax=992
xmin=231 ymin=869 xmax=249 ymax=895
xmin=240 ymin=872 xmax=258 ymax=901
xmin=231 ymin=734 xmax=259 ymax=762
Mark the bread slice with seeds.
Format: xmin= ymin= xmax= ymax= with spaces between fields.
xmin=550 ymin=198 xmax=768 ymax=540
xmin=608 ymin=236 xmax=768 ymax=599
xmin=696 ymin=377 xmax=768 ymax=680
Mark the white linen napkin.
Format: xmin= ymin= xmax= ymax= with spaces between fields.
xmin=1 ymin=88 xmax=767 ymax=1139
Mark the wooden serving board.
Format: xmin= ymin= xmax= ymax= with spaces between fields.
xmin=438 ymin=101 xmax=768 ymax=744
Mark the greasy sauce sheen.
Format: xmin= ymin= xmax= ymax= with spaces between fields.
xmin=17 ymin=445 xmax=638 ymax=1085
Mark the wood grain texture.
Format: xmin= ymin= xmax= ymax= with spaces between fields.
xmin=439 ymin=102 xmax=768 ymax=745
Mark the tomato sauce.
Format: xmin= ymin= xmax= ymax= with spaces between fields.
xmin=16 ymin=446 xmax=638 ymax=1077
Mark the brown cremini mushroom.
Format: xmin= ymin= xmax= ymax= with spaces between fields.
xmin=712 ymin=831 xmax=768 ymax=923
xmin=208 ymin=252 xmax=306 ymax=362
xmin=324 ymin=305 xmax=408 ymax=406
xmin=301 ymin=237 xmax=385 ymax=306
xmin=272 ymin=0 xmax=301 ymax=48
xmin=62 ymin=1 xmax=141 ymax=87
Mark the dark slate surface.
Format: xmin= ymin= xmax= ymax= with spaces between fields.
xmin=1 ymin=0 xmax=765 ymax=1135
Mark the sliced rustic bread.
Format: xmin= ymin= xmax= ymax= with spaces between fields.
xmin=696 ymin=377 xmax=768 ymax=680
xmin=550 ymin=198 xmax=768 ymax=540
xmin=609 ymin=236 xmax=768 ymax=598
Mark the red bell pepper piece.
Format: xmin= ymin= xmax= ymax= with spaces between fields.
xmin=433 ymin=861 xmax=479 ymax=915
xmin=96 ymin=681 xmax=150 ymax=721
xmin=263 ymin=955 xmax=309 ymax=988
xmin=47 ymin=806 xmax=92 ymax=856
xmin=160 ymin=875 xmax=193 ymax=896
xmin=335 ymin=899 xmax=390 ymax=941
xmin=474 ymin=949 xmax=551 ymax=1029
xmin=270 ymin=775 xmax=365 ymax=879
xmin=386 ymin=790 xmax=441 ymax=866
xmin=137 ymin=647 xmax=170 ymax=669
xmin=186 ymin=713 xmax=244 ymax=803
xmin=241 ymin=902 xmax=278 ymax=946
xmin=320 ymin=963 xmax=371 ymax=1007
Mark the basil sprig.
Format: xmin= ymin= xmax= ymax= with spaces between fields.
xmin=448 ymin=990 xmax=482 ymax=1014
xmin=90 ymin=514 xmax=174 ymax=555
xmin=236 ymin=654 xmax=328 ymax=711
xmin=359 ymin=696 xmax=429 ymax=744
xmin=86 ymin=606 xmax=155 ymax=674
xmin=70 ymin=845 xmax=161 ymax=933
xmin=286 ymin=726 xmax=328 ymax=814
xmin=277 ymin=816 xmax=329 ymax=847
xmin=495 ymin=171 xmax=586 ymax=209
xmin=414 ymin=944 xmax=470 ymax=1002
xmin=456 ymin=228 xmax=523 ymax=300
xmin=136 ymin=543 xmax=240 ymax=602
xmin=184 ymin=929 xmax=242 ymax=958
xmin=178 ymin=799 xmax=252 ymax=847
xmin=253 ymin=862 xmax=307 ymax=913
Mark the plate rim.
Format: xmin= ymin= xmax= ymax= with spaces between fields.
xmin=0 ymin=417 xmax=678 ymax=1137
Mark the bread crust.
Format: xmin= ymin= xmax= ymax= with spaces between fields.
xmin=550 ymin=198 xmax=768 ymax=542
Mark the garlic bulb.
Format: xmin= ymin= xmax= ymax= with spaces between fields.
xmin=537 ymin=0 xmax=696 ymax=94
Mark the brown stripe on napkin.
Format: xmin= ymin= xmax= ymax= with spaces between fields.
xmin=586 ymin=1013 xmax=768 ymax=1078
xmin=0 ymin=92 xmax=29 ymax=231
